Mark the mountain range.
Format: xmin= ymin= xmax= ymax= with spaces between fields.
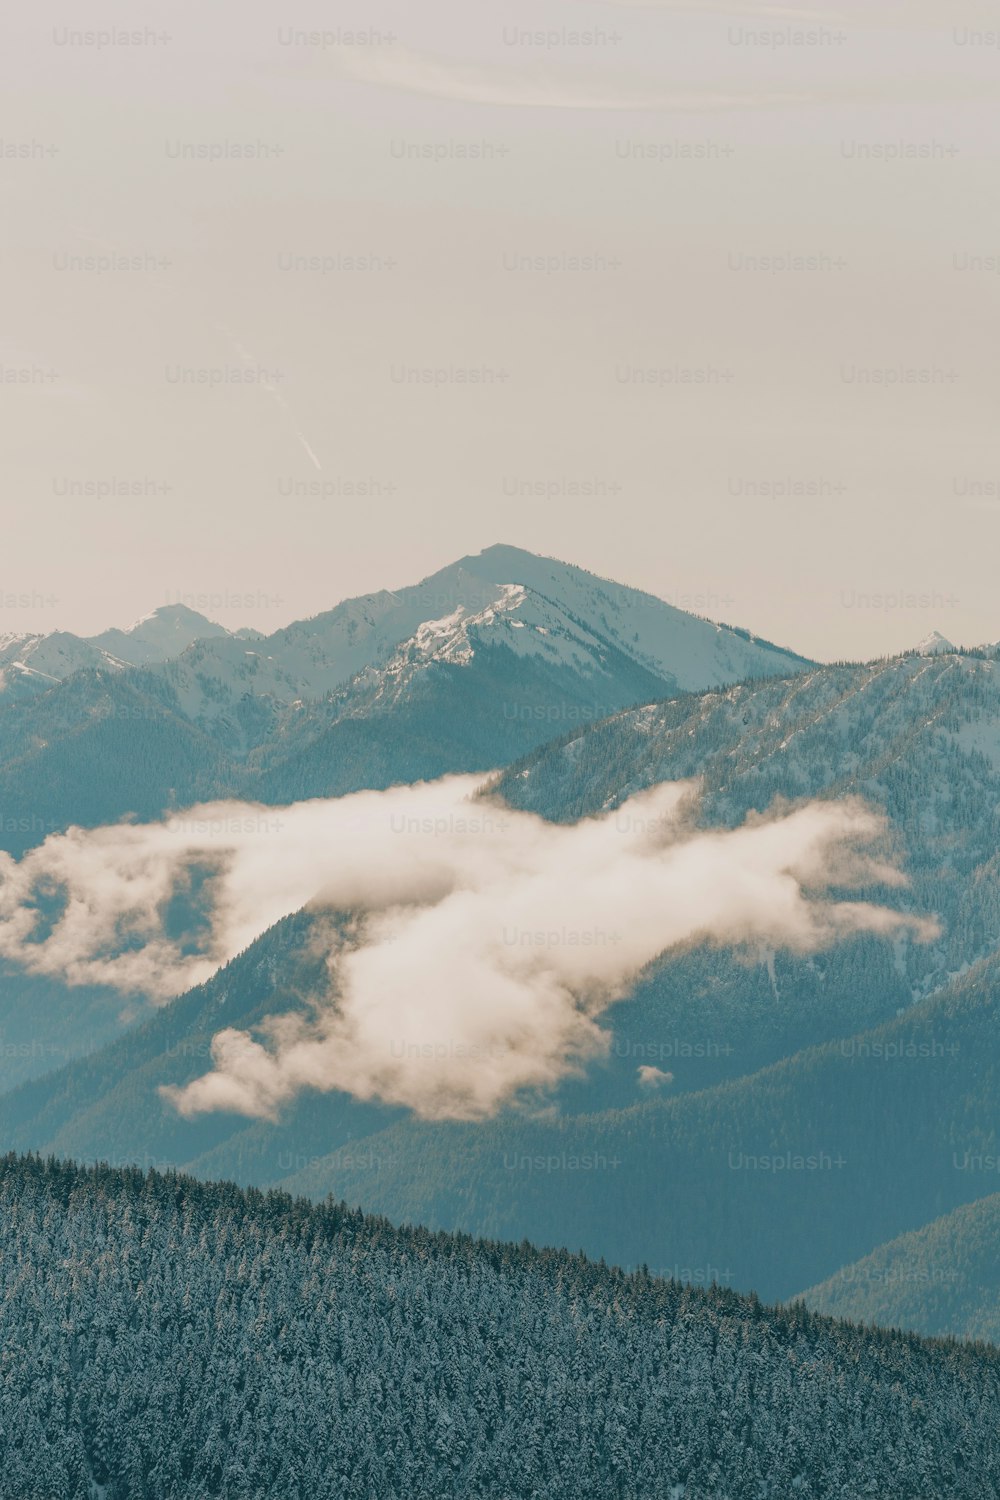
xmin=3 ymin=544 xmax=809 ymax=709
xmin=0 ymin=602 xmax=231 ymax=692
xmin=0 ymin=546 xmax=809 ymax=860
xmin=0 ymin=545 xmax=998 ymax=1353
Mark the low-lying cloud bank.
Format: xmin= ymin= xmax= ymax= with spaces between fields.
xmin=0 ymin=776 xmax=936 ymax=1119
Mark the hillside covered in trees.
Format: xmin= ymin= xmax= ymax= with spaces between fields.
xmin=1 ymin=1153 xmax=1000 ymax=1500
xmin=801 ymin=1193 xmax=1000 ymax=1343
xmin=282 ymin=949 xmax=1000 ymax=1303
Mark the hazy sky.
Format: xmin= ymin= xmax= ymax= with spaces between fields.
xmin=4 ymin=0 xmax=1000 ymax=660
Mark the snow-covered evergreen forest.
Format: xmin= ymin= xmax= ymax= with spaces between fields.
xmin=2 ymin=1153 xmax=999 ymax=1500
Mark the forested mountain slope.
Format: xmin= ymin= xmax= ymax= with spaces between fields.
xmin=0 ymin=911 xmax=932 ymax=1206
xmin=0 ymin=669 xmax=241 ymax=857
xmin=283 ymin=952 xmax=1000 ymax=1303
xmin=2 ymin=901 xmax=960 ymax=1311
xmin=1 ymin=1153 xmax=998 ymax=1500
xmin=800 ymin=1194 xmax=1000 ymax=1343
xmin=481 ymin=649 xmax=1000 ymax=1099
xmin=0 ymin=964 xmax=127 ymax=1092
xmin=0 ymin=914 xmax=399 ymax=1177
xmin=498 ymin=650 xmax=1000 ymax=994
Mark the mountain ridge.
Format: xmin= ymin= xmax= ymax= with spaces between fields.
xmin=0 ymin=547 xmax=814 ymax=856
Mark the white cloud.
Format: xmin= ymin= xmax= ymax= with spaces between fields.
xmin=637 ymin=1065 xmax=674 ymax=1088
xmin=0 ymin=777 xmax=935 ymax=1121
xmin=0 ymin=778 xmax=494 ymax=998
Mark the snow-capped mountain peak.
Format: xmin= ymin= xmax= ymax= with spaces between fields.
xmin=0 ymin=630 xmax=126 ymax=694
xmin=88 ymin=604 xmax=230 ymax=667
xmin=251 ymin=550 xmax=813 ymax=742
xmin=0 ymin=604 xmax=233 ymax=696
xmin=363 ymin=581 xmax=624 ymax=702
xmin=916 ymin=630 xmax=957 ymax=657
xmin=0 ymin=548 xmax=812 ymax=740
xmin=452 ymin=545 xmax=810 ymax=691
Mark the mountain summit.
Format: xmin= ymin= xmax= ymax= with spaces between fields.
xmin=88 ymin=603 xmax=229 ymax=666
xmin=0 ymin=604 xmax=229 ymax=693
xmin=916 ymin=629 xmax=957 ymax=656
xmin=154 ymin=544 xmax=812 ymax=734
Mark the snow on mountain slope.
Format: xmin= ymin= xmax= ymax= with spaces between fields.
xmin=916 ymin=630 xmax=957 ymax=656
xmin=352 ymin=581 xmax=669 ymax=709
xmin=0 ymin=546 xmax=810 ymax=722
xmin=0 ymin=631 xmax=125 ymax=693
xmin=0 ymin=548 xmax=812 ymax=770
xmin=496 ymin=647 xmax=1000 ymax=998
xmin=0 ymin=606 xmax=230 ymax=695
xmin=88 ymin=604 xmax=229 ymax=666
xmin=152 ymin=546 xmax=811 ymax=734
xmin=462 ymin=544 xmax=810 ymax=690
xmin=152 ymin=568 xmax=510 ymax=728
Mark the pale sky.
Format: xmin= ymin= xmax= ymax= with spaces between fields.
xmin=4 ymin=0 xmax=1000 ymax=660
